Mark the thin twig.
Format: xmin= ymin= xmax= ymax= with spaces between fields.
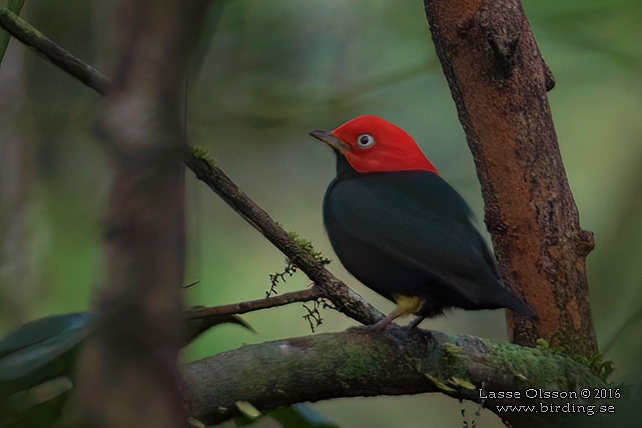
xmin=0 ymin=7 xmax=111 ymax=94
xmin=0 ymin=12 xmax=384 ymax=326
xmin=184 ymin=287 xmax=322 ymax=319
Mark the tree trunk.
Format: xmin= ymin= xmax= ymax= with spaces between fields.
xmin=0 ymin=39 xmax=34 ymax=327
xmin=423 ymin=0 xmax=597 ymax=356
xmin=72 ymin=1 xmax=209 ymax=427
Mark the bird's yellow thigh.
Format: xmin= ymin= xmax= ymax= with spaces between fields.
xmin=392 ymin=295 xmax=425 ymax=316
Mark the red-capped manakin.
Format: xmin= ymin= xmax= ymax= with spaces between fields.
xmin=310 ymin=115 xmax=534 ymax=330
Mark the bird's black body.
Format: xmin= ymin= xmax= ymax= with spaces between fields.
xmin=323 ymin=153 xmax=533 ymax=318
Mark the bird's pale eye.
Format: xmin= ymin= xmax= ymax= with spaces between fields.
xmin=357 ymin=134 xmax=375 ymax=148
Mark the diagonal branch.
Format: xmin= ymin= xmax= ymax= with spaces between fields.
xmin=0 ymin=8 xmax=111 ymax=94
xmin=183 ymin=152 xmax=383 ymax=325
xmin=0 ymin=9 xmax=383 ymax=326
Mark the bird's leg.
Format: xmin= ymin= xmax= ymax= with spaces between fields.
xmin=369 ymin=307 xmax=404 ymax=331
xmin=409 ymin=315 xmax=426 ymax=330
xmin=369 ymin=295 xmax=426 ymax=331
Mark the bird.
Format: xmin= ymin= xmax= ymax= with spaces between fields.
xmin=310 ymin=115 xmax=534 ymax=330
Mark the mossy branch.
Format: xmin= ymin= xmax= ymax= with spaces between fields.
xmin=183 ymin=148 xmax=383 ymax=325
xmin=0 ymin=7 xmax=111 ymax=94
xmin=0 ymin=1 xmax=24 ymax=63
xmin=180 ymin=327 xmax=617 ymax=428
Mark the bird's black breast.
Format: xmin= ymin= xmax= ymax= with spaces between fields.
xmin=323 ymin=155 xmax=528 ymax=315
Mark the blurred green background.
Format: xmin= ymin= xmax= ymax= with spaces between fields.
xmin=1 ymin=0 xmax=641 ymax=427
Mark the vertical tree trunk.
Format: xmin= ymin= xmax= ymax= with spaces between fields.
xmin=73 ymin=1 xmax=209 ymax=427
xmin=423 ymin=0 xmax=598 ymax=356
xmin=0 ymin=41 xmax=34 ymax=327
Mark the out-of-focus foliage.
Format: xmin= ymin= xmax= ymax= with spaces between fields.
xmin=0 ymin=313 xmax=87 ymax=428
xmin=0 ymin=313 xmax=90 ymax=395
xmin=0 ymin=0 xmax=640 ymax=427
xmin=0 ymin=311 xmax=250 ymax=427
xmin=236 ymin=404 xmax=340 ymax=428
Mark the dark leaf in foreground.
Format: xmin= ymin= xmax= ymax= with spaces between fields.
xmin=0 ymin=313 xmax=92 ymax=395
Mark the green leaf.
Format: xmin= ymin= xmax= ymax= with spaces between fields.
xmin=0 ymin=313 xmax=92 ymax=395
xmin=185 ymin=314 xmax=255 ymax=343
xmin=0 ymin=313 xmax=92 ymax=358
xmin=236 ymin=401 xmax=261 ymax=419
xmin=270 ymin=405 xmax=340 ymax=428
xmin=236 ymin=404 xmax=340 ymax=428
xmin=3 ymin=390 xmax=69 ymax=428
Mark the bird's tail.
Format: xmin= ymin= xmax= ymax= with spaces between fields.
xmin=501 ymin=288 xmax=537 ymax=318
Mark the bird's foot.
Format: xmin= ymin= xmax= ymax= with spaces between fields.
xmin=368 ymin=314 xmax=399 ymax=332
xmin=408 ymin=315 xmax=426 ymax=330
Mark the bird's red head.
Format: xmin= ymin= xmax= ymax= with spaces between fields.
xmin=310 ymin=115 xmax=438 ymax=174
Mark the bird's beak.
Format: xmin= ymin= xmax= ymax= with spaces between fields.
xmin=309 ymin=130 xmax=350 ymax=153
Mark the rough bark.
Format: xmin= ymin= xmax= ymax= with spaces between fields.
xmin=180 ymin=327 xmax=612 ymax=428
xmin=71 ymin=1 xmax=209 ymax=427
xmin=423 ymin=0 xmax=597 ymax=356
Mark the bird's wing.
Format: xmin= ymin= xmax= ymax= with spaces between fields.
xmin=325 ymin=171 xmax=498 ymax=304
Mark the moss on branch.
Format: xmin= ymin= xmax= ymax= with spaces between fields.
xmin=180 ymin=328 xmax=615 ymax=427
xmin=0 ymin=7 xmax=111 ymax=94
